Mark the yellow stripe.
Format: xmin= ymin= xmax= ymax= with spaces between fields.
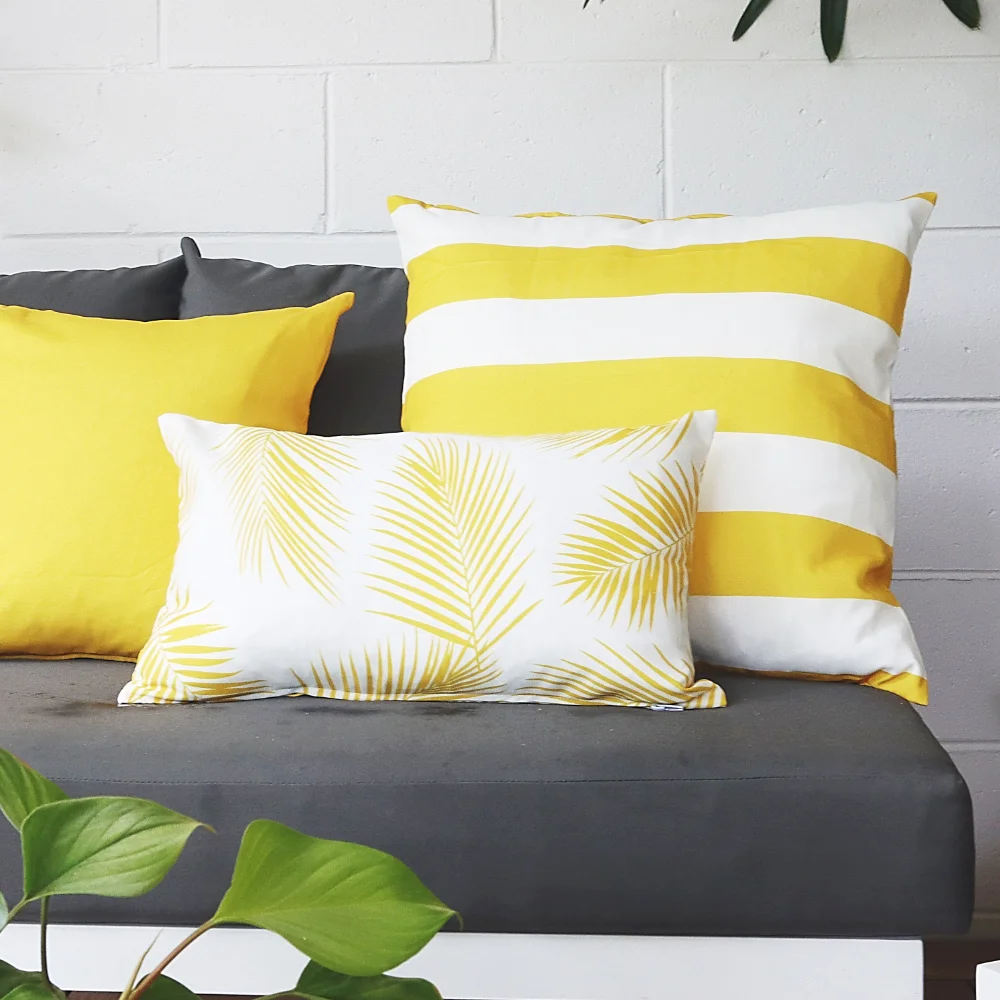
xmin=864 ymin=669 xmax=928 ymax=705
xmin=403 ymin=357 xmax=896 ymax=471
xmin=689 ymin=511 xmax=897 ymax=604
xmin=388 ymin=195 xmax=476 ymax=215
xmin=405 ymin=239 xmax=912 ymax=333
xmin=706 ymin=663 xmax=927 ymax=706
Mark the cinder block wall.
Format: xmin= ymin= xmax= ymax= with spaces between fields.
xmin=2 ymin=0 xmax=999 ymax=929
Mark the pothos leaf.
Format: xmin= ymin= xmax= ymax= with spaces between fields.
xmin=733 ymin=0 xmax=777 ymax=40
xmin=820 ymin=0 xmax=849 ymax=61
xmin=0 ymin=749 xmax=67 ymax=831
xmin=940 ymin=0 xmax=981 ymax=28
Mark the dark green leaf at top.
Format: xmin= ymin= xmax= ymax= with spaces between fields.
xmin=0 ymin=749 xmax=67 ymax=831
xmin=940 ymin=0 xmax=981 ymax=28
xmin=820 ymin=0 xmax=849 ymax=60
xmin=733 ymin=0 xmax=776 ymax=40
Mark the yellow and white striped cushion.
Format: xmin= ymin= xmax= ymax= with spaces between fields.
xmin=390 ymin=194 xmax=935 ymax=705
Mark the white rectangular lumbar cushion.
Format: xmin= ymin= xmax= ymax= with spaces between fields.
xmin=120 ymin=411 xmax=725 ymax=710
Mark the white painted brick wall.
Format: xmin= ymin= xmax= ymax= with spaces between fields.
xmin=1 ymin=0 xmax=999 ymax=922
xmin=330 ymin=65 xmax=665 ymax=228
xmin=0 ymin=0 xmax=158 ymax=69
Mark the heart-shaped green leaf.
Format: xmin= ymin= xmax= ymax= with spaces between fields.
xmin=820 ymin=0 xmax=848 ymax=60
xmin=3 ymin=984 xmax=63 ymax=1000
xmin=0 ymin=962 xmax=42 ymax=997
xmin=135 ymin=974 xmax=201 ymax=1000
xmin=21 ymin=797 xmax=205 ymax=901
xmin=289 ymin=960 xmax=441 ymax=1000
xmin=0 ymin=750 xmax=67 ymax=830
xmin=214 ymin=821 xmax=454 ymax=977
xmin=940 ymin=0 xmax=980 ymax=28
xmin=0 ymin=962 xmax=64 ymax=1000
xmin=733 ymin=0 xmax=776 ymax=40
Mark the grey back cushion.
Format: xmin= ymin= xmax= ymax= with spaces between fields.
xmin=0 ymin=257 xmax=186 ymax=320
xmin=179 ymin=238 xmax=407 ymax=436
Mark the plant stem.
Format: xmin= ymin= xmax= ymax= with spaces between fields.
xmin=39 ymin=898 xmax=51 ymax=988
xmin=0 ymin=898 xmax=27 ymax=936
xmin=126 ymin=921 xmax=215 ymax=1000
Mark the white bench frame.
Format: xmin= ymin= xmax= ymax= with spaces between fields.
xmin=0 ymin=925 xmax=922 ymax=1000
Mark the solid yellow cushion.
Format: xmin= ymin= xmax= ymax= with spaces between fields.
xmin=0 ymin=294 xmax=353 ymax=660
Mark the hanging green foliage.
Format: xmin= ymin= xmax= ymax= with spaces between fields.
xmin=583 ymin=0 xmax=982 ymax=62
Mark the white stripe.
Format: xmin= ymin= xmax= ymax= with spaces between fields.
xmin=688 ymin=596 xmax=924 ymax=679
xmin=392 ymin=198 xmax=933 ymax=266
xmin=701 ymin=433 xmax=897 ymax=545
xmin=402 ymin=293 xmax=898 ymax=402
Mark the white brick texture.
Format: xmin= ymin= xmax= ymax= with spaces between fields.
xmin=895 ymin=407 xmax=1000 ymax=572
xmin=176 ymin=234 xmax=402 ymax=268
xmin=898 ymin=230 xmax=1000 ymax=400
xmin=0 ymin=0 xmax=158 ymax=69
xmin=0 ymin=239 xmax=163 ymax=273
xmin=669 ymin=61 xmax=1000 ymax=227
xmin=0 ymin=73 xmax=326 ymax=235
xmin=899 ymin=580 xmax=1000 ymax=742
xmin=164 ymin=0 xmax=493 ymax=67
xmin=329 ymin=65 xmax=665 ymax=230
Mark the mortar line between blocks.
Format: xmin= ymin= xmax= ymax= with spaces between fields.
xmin=894 ymin=570 xmax=1000 ymax=581
xmin=155 ymin=0 xmax=165 ymax=67
xmin=323 ymin=74 xmax=333 ymax=233
xmin=895 ymin=398 xmax=1000 ymax=409
xmin=662 ymin=65 xmax=673 ymax=218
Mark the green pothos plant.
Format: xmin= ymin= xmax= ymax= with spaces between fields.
xmin=583 ymin=0 xmax=982 ymax=62
xmin=0 ymin=748 xmax=454 ymax=1000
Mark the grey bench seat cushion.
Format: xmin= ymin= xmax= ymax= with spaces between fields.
xmin=0 ymin=660 xmax=973 ymax=937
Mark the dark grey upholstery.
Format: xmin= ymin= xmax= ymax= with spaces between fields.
xmin=0 ymin=659 xmax=974 ymax=937
xmin=0 ymin=258 xmax=186 ymax=320
xmin=178 ymin=239 xmax=407 ymax=436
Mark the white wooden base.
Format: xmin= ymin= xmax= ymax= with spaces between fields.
xmin=979 ymin=958 xmax=1000 ymax=998
xmin=0 ymin=924 xmax=922 ymax=1000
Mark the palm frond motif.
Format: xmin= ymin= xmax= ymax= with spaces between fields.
xmin=555 ymin=463 xmax=699 ymax=629
xmin=521 ymin=641 xmax=726 ymax=709
xmin=291 ymin=633 xmax=504 ymax=702
xmin=129 ymin=591 xmax=272 ymax=703
xmin=367 ymin=438 xmax=540 ymax=683
xmin=215 ymin=427 xmax=356 ymax=603
xmin=532 ymin=413 xmax=693 ymax=463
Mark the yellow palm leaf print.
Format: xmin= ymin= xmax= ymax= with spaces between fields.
xmin=555 ymin=464 xmax=699 ymax=629
xmin=368 ymin=438 xmax=540 ymax=684
xmin=291 ymin=633 xmax=505 ymax=702
xmin=216 ymin=427 xmax=355 ymax=603
xmin=130 ymin=591 xmax=272 ymax=704
xmin=522 ymin=641 xmax=726 ymax=708
xmin=532 ymin=414 xmax=694 ymax=463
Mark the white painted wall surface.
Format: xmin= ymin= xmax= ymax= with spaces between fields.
xmin=1 ymin=0 xmax=999 ymax=925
